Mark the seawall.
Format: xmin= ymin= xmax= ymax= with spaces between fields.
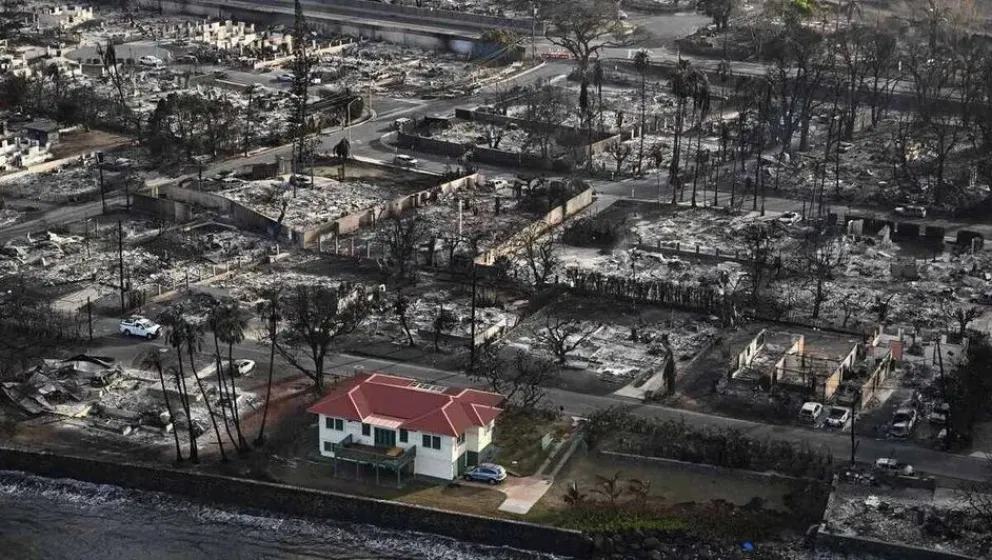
xmin=0 ymin=446 xmax=591 ymax=558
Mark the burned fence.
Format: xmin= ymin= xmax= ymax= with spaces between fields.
xmin=564 ymin=269 xmax=733 ymax=317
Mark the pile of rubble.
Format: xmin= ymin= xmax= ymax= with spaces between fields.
xmin=823 ymin=484 xmax=992 ymax=559
xmin=221 ymin=176 xmax=406 ymax=228
xmin=4 ymin=166 xmax=100 ymax=203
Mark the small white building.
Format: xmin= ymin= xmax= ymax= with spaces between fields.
xmin=0 ymin=134 xmax=51 ymax=171
xmin=308 ymin=373 xmax=503 ymax=483
xmin=34 ymin=5 xmax=95 ymax=30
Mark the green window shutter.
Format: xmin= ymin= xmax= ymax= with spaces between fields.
xmin=432 ymin=436 xmax=441 ymax=449
xmin=324 ymin=417 xmax=332 ymax=430
xmin=422 ymin=434 xmax=430 ymax=448
xmin=334 ymin=419 xmax=343 ymax=430
xmin=399 ymin=429 xmax=408 ymax=443
xmin=323 ymin=441 xmax=332 ymax=452
xmin=361 ymin=423 xmax=370 ymax=436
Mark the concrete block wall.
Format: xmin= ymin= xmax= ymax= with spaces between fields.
xmin=475 ymin=188 xmax=593 ymax=265
xmin=0 ymin=446 xmax=590 ymax=558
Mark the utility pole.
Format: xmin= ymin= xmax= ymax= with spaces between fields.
xmin=469 ymin=266 xmax=478 ymax=370
xmin=86 ymin=296 xmax=93 ymax=342
xmin=97 ymin=152 xmax=107 ymax=213
xmin=850 ymin=392 xmax=859 ymax=466
xmin=531 ymin=3 xmax=538 ymax=62
xmin=117 ymin=220 xmax=125 ymax=314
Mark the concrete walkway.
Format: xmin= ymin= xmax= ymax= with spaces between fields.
xmin=494 ymin=433 xmax=585 ymax=515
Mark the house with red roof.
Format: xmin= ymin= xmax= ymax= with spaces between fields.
xmin=307 ymin=372 xmax=504 ymax=481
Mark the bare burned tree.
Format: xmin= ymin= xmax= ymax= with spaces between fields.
xmin=481 ymin=122 xmax=508 ymax=149
xmin=377 ymin=213 xmax=430 ymax=281
xmin=800 ymin=229 xmax=847 ymax=320
xmin=536 ymin=309 xmax=600 ymax=365
xmin=535 ymin=0 xmax=625 ymax=112
xmin=605 ymin=140 xmax=633 ymax=176
xmin=521 ymin=85 xmax=570 ymax=160
xmin=470 ymin=340 xmax=561 ymax=410
xmin=269 ymin=284 xmax=382 ymax=392
xmin=516 ymin=226 xmax=561 ymax=289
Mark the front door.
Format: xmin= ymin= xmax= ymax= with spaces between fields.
xmin=374 ymin=428 xmax=396 ymax=448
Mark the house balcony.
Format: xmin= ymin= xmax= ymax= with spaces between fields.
xmin=331 ymin=434 xmax=417 ymax=471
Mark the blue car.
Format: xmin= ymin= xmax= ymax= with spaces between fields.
xmin=463 ymin=463 xmax=507 ymax=485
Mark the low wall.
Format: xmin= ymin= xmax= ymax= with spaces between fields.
xmin=131 ymin=192 xmax=193 ymax=222
xmin=0 ymin=446 xmax=590 ymax=557
xmin=475 ymin=188 xmax=593 ymax=265
xmin=156 ymin=184 xmax=294 ymax=242
xmin=596 ymin=449 xmax=817 ymax=487
xmin=396 ymin=131 xmax=569 ymax=171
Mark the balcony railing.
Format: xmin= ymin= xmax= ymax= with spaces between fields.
xmin=331 ymin=434 xmax=417 ymax=470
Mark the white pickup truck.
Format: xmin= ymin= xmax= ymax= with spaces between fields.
xmin=119 ymin=316 xmax=162 ymax=339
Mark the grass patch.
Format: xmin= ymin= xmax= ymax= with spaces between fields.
xmin=392 ymin=482 xmax=506 ymax=516
xmin=492 ymin=410 xmax=572 ymax=477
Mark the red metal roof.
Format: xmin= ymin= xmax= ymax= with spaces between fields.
xmin=307 ymin=373 xmax=504 ymax=437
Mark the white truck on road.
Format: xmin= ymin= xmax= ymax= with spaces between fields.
xmin=119 ymin=316 xmax=162 ymax=339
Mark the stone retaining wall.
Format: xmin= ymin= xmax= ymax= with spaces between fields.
xmin=0 ymin=446 xmax=591 ymax=558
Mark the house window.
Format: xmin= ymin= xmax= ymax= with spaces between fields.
xmin=325 ymin=417 xmax=333 ymax=430
xmin=334 ymin=418 xmax=344 ymax=431
xmin=361 ymin=423 xmax=370 ymax=436
xmin=399 ymin=429 xmax=408 ymax=443
xmin=422 ymin=434 xmax=442 ymax=450
xmin=323 ymin=441 xmax=332 ymax=452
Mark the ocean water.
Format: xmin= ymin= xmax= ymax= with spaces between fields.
xmin=0 ymin=471 xmax=567 ymax=560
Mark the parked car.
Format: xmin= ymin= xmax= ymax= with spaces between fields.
xmin=895 ymin=205 xmax=927 ymax=218
xmin=138 ymin=55 xmax=164 ymax=68
xmin=487 ymin=178 xmax=511 ymax=191
xmin=119 ymin=316 xmax=162 ymax=339
xmin=463 ymin=463 xmax=507 ymax=485
xmin=393 ymin=117 xmax=412 ymax=131
xmin=393 ymin=154 xmax=418 ymax=168
xmin=799 ymin=402 xmax=823 ymax=424
xmin=222 ymin=359 xmax=256 ymax=377
xmin=175 ymin=54 xmax=198 ymax=65
xmin=777 ymin=211 xmax=801 ymax=225
xmin=275 ymin=73 xmax=294 ymax=83
xmin=826 ymin=406 xmax=851 ymax=428
xmin=875 ymin=457 xmax=914 ymax=476
xmin=889 ymin=407 xmax=918 ymax=438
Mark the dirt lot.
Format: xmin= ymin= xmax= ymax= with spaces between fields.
xmin=537 ymin=451 xmax=790 ymax=515
xmin=50 ymin=130 xmax=131 ymax=159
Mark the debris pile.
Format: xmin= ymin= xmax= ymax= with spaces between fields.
xmin=221 ymin=176 xmax=409 ymax=228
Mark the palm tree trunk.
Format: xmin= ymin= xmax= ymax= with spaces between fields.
xmin=174 ymin=354 xmax=198 ymax=464
xmin=228 ymin=341 xmax=249 ymax=451
xmin=188 ymin=345 xmax=227 ymax=462
xmin=212 ymin=333 xmax=239 ymax=451
xmin=256 ymin=315 xmax=277 ymax=446
xmin=637 ymin=73 xmax=646 ymax=176
xmin=156 ymin=361 xmax=184 ymax=464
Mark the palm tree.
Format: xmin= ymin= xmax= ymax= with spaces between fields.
xmin=160 ymin=307 xmax=198 ymax=464
xmin=183 ymin=318 xmax=228 ymax=462
xmin=670 ymin=60 xmax=692 ymax=203
xmin=688 ymin=69 xmax=711 ymax=207
xmin=140 ymin=349 xmax=183 ymax=464
xmin=207 ymin=301 xmax=240 ymax=452
xmin=633 ymin=49 xmax=650 ymax=176
xmin=255 ymin=289 xmax=280 ymax=446
xmin=214 ymin=299 xmax=250 ymax=452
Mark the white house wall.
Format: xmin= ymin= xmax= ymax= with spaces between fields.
xmin=466 ymin=422 xmax=494 ymax=453
xmin=316 ymin=414 xmax=460 ymax=480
